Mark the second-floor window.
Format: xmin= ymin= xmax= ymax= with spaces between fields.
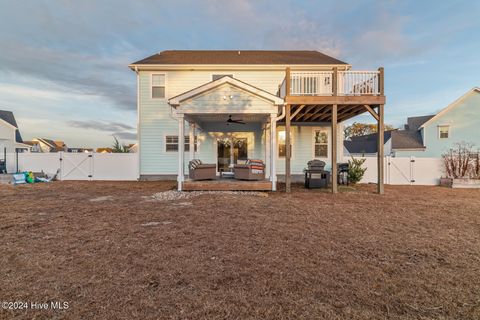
xmin=438 ymin=125 xmax=449 ymax=139
xmin=152 ymin=74 xmax=166 ymax=98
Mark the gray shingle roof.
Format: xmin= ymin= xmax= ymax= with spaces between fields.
xmin=405 ymin=115 xmax=434 ymax=131
xmin=390 ymin=130 xmax=425 ymax=149
xmin=0 ymin=110 xmax=23 ymax=143
xmin=344 ymin=129 xmax=426 ymax=154
xmin=344 ymin=131 xmax=393 ymax=154
xmin=131 ymin=50 xmax=348 ymax=65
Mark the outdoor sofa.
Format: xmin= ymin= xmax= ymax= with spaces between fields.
xmin=234 ymin=159 xmax=265 ymax=180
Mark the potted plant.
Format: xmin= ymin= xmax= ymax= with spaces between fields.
xmin=441 ymin=142 xmax=480 ymax=188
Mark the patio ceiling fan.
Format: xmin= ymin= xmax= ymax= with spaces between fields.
xmin=226 ymin=115 xmax=245 ymax=125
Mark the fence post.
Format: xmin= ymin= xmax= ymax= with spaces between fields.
xmin=59 ymin=151 xmax=64 ymax=181
xmin=410 ymin=156 xmax=415 ymax=185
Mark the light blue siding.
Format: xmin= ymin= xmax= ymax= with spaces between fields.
xmin=138 ymin=69 xmax=344 ymax=176
xmin=397 ymin=90 xmax=480 ymax=158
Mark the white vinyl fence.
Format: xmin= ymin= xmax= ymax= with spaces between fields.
xmin=4 ymin=152 xmax=139 ymax=181
xmin=347 ymin=156 xmax=444 ymax=186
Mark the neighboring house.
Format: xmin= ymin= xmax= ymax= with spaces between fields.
xmin=24 ymin=138 xmax=66 ymax=152
xmin=344 ymin=87 xmax=480 ymax=158
xmin=0 ymin=110 xmax=30 ymax=153
xmin=344 ymin=130 xmax=395 ymax=157
xmin=128 ymin=143 xmax=138 ymax=153
xmin=129 ymin=50 xmax=385 ymax=191
xmin=67 ymin=147 xmax=93 ymax=153
xmin=96 ymin=147 xmax=113 ymax=153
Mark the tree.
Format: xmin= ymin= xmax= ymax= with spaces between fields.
xmin=344 ymin=122 xmax=395 ymax=140
xmin=111 ymin=136 xmax=129 ymax=153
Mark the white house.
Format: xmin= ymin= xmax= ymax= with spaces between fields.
xmin=0 ymin=110 xmax=30 ymax=153
xmin=129 ymin=50 xmax=386 ymax=192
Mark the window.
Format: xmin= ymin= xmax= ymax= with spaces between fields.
xmin=184 ymin=136 xmax=198 ymax=152
xmin=165 ymin=135 xmax=178 ymax=152
xmin=314 ymin=129 xmax=328 ymax=158
xmin=212 ymin=74 xmax=233 ymax=81
xmin=165 ymin=135 xmax=198 ymax=152
xmin=278 ymin=131 xmax=292 ymax=157
xmin=438 ymin=125 xmax=449 ymax=139
xmin=152 ymin=74 xmax=166 ymax=98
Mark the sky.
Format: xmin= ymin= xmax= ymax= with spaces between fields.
xmin=0 ymin=0 xmax=478 ymax=148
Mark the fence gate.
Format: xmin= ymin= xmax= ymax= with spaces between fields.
xmin=386 ymin=156 xmax=416 ymax=185
xmin=60 ymin=153 xmax=93 ymax=180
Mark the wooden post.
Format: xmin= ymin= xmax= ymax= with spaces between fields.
xmin=285 ymin=105 xmax=291 ymax=193
xmin=177 ymin=115 xmax=185 ymax=191
xmin=286 ymin=67 xmax=291 ymax=96
xmin=331 ymin=104 xmax=338 ymax=194
xmin=377 ymin=104 xmax=384 ymax=194
xmin=378 ymin=67 xmax=384 ymax=96
xmin=332 ymin=67 xmax=338 ymax=96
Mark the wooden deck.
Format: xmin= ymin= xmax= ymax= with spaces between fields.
xmin=183 ymin=179 xmax=273 ymax=191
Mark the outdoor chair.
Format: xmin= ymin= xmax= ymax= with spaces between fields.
xmin=188 ymin=159 xmax=216 ymax=180
xmin=234 ymin=159 xmax=265 ymax=180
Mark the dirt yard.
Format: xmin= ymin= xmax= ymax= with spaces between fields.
xmin=0 ymin=181 xmax=479 ymax=320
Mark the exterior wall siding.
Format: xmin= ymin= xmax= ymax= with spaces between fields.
xmin=395 ymin=91 xmax=480 ymax=158
xmin=138 ymin=69 xmax=344 ymax=176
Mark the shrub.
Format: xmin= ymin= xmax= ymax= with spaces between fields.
xmin=348 ymin=157 xmax=367 ymax=184
xmin=442 ymin=142 xmax=478 ymax=179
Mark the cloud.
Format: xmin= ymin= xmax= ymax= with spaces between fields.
xmin=113 ymin=132 xmax=137 ymax=140
xmin=68 ymin=120 xmax=134 ymax=132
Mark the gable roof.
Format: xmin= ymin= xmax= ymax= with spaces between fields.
xmin=131 ymin=50 xmax=348 ymax=66
xmin=420 ymin=87 xmax=480 ymax=129
xmin=168 ymin=76 xmax=284 ymax=106
xmin=405 ymin=115 xmax=435 ymax=131
xmin=390 ymin=130 xmax=425 ymax=150
xmin=344 ymin=131 xmax=393 ymax=154
xmin=0 ymin=110 xmax=23 ymax=143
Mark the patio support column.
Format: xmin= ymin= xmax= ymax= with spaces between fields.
xmin=177 ymin=114 xmax=185 ymax=191
xmin=377 ymin=104 xmax=385 ymax=194
xmin=189 ymin=122 xmax=195 ymax=161
xmin=285 ymin=105 xmax=291 ymax=193
xmin=270 ymin=114 xmax=277 ymax=191
xmin=265 ymin=123 xmax=270 ymax=179
xmin=331 ymin=104 xmax=338 ymax=194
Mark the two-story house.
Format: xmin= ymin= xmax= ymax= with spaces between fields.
xmin=129 ymin=50 xmax=386 ymax=192
xmin=344 ymin=87 xmax=480 ymax=158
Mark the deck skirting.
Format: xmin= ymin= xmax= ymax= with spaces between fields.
xmin=182 ymin=179 xmax=273 ymax=191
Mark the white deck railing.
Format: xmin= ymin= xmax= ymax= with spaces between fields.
xmin=281 ymin=70 xmax=382 ymax=97
xmin=290 ymin=71 xmax=333 ymax=96
xmin=338 ymin=71 xmax=380 ymax=96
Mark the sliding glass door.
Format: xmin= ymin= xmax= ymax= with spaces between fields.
xmin=217 ymin=138 xmax=248 ymax=172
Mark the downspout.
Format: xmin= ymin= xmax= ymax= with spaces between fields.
xmin=135 ymin=66 xmax=140 ymax=180
xmin=276 ymin=103 xmax=286 ymax=121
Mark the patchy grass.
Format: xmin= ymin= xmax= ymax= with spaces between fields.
xmin=0 ymin=181 xmax=479 ymax=319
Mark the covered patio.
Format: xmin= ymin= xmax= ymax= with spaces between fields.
xmin=168 ymin=76 xmax=284 ymax=191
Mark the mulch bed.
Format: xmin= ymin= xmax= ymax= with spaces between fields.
xmin=0 ymin=181 xmax=479 ymax=319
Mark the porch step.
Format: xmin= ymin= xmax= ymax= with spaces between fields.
xmin=183 ymin=179 xmax=273 ymax=191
